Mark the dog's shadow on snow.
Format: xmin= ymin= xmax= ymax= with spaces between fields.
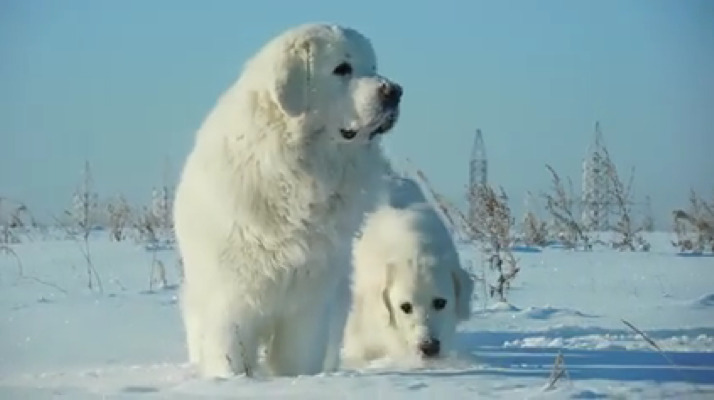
xmin=369 ymin=328 xmax=714 ymax=385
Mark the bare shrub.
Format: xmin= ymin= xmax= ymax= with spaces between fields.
xmin=542 ymin=165 xmax=591 ymax=250
xmin=601 ymin=148 xmax=649 ymax=251
xmin=468 ymin=185 xmax=520 ymax=303
xmin=467 ymin=185 xmax=513 ymax=251
xmin=410 ymin=168 xmax=520 ymax=305
xmin=521 ymin=210 xmax=548 ymax=247
xmin=672 ymin=190 xmax=714 ymax=253
xmin=140 ymin=186 xmax=176 ymax=290
xmin=133 ymin=206 xmax=160 ymax=244
xmin=106 ymin=195 xmax=132 ymax=242
xmin=487 ymin=252 xmax=520 ymax=303
xmin=62 ymin=161 xmax=103 ymax=293
xmin=0 ymin=197 xmax=38 ymax=244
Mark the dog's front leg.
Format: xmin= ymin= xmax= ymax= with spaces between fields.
xmin=266 ymin=300 xmax=331 ymax=376
xmin=323 ymin=276 xmax=352 ymax=372
xmin=197 ymin=308 xmax=259 ymax=378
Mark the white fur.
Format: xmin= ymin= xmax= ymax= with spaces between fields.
xmin=173 ymin=23 xmax=400 ymax=378
xmin=342 ymin=178 xmax=474 ymax=367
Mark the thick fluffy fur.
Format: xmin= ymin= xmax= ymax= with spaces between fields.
xmin=173 ymin=23 xmax=400 ymax=378
xmin=342 ymin=177 xmax=474 ymax=366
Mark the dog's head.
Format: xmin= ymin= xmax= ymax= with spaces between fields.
xmin=381 ymin=255 xmax=473 ymax=359
xmin=247 ymin=23 xmax=401 ymax=144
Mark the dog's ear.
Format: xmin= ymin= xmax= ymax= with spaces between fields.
xmin=272 ymin=39 xmax=313 ymax=117
xmin=382 ymin=262 xmax=396 ymax=327
xmin=451 ymin=266 xmax=474 ymax=321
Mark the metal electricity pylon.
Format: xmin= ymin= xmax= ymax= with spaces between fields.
xmin=468 ymin=129 xmax=488 ymax=221
xmin=581 ymin=121 xmax=612 ymax=230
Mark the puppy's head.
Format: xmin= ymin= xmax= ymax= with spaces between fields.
xmin=381 ymin=255 xmax=472 ymax=359
xmin=251 ymin=23 xmax=402 ymax=143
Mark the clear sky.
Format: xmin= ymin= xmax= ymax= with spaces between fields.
xmin=1 ymin=0 xmax=712 ymax=226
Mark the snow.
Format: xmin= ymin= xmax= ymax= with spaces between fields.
xmin=1 ymin=231 xmax=713 ymax=399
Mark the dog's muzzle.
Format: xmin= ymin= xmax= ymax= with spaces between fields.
xmin=379 ymin=81 xmax=403 ymax=110
xmin=418 ymin=338 xmax=441 ymax=358
xmin=340 ymin=81 xmax=403 ymax=141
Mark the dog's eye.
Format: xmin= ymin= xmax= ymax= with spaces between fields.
xmin=333 ymin=62 xmax=353 ymax=76
xmin=433 ymin=298 xmax=447 ymax=310
xmin=400 ymin=302 xmax=413 ymax=314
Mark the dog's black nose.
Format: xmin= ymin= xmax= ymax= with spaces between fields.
xmin=379 ymin=82 xmax=402 ymax=109
xmin=418 ymin=338 xmax=440 ymax=358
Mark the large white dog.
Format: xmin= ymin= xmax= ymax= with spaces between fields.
xmin=173 ymin=23 xmax=401 ymax=378
xmin=341 ymin=177 xmax=474 ymax=367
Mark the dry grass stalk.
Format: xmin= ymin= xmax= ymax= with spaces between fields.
xmin=543 ymin=351 xmax=570 ymax=391
xmin=149 ymin=259 xmax=168 ymax=291
xmin=58 ymin=191 xmax=102 ymax=291
xmin=412 ymin=169 xmax=464 ymax=238
xmin=620 ymin=319 xmax=702 ymax=393
xmin=0 ymin=243 xmax=68 ymax=294
xmin=56 ymin=212 xmax=103 ymax=294
xmin=621 ymin=318 xmax=701 ymax=391
xmin=225 ymin=325 xmax=254 ymax=377
xmin=60 ymin=161 xmax=104 ymax=293
xmin=0 ymin=200 xmax=66 ymax=293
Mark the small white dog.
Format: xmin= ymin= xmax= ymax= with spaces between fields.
xmin=341 ymin=177 xmax=474 ymax=366
xmin=173 ymin=23 xmax=401 ymax=378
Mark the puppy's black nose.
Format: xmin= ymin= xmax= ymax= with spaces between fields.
xmin=418 ymin=338 xmax=440 ymax=358
xmin=379 ymin=82 xmax=402 ymax=109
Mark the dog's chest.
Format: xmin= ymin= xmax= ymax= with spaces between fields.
xmin=286 ymin=152 xmax=369 ymax=224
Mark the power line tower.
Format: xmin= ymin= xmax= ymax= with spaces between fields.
xmin=71 ymin=160 xmax=99 ymax=238
xmin=151 ymin=155 xmax=175 ymax=241
xmin=581 ymin=121 xmax=612 ymax=230
xmin=641 ymin=195 xmax=655 ymax=232
xmin=468 ymin=129 xmax=488 ymax=220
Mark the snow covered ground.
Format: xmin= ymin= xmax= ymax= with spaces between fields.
xmin=1 ymin=231 xmax=713 ymax=399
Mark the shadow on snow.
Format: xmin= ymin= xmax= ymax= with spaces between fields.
xmin=425 ymin=329 xmax=714 ymax=385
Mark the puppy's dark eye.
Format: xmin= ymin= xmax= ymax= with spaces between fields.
xmin=333 ymin=62 xmax=352 ymax=76
xmin=400 ymin=302 xmax=413 ymax=314
xmin=433 ymin=298 xmax=447 ymax=310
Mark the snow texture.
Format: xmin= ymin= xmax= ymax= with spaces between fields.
xmin=1 ymin=231 xmax=713 ymax=399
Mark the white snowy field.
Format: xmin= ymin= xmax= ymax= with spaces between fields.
xmin=1 ymin=231 xmax=713 ymax=399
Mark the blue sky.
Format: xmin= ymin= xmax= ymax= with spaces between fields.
xmin=1 ymin=0 xmax=712 ymax=226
